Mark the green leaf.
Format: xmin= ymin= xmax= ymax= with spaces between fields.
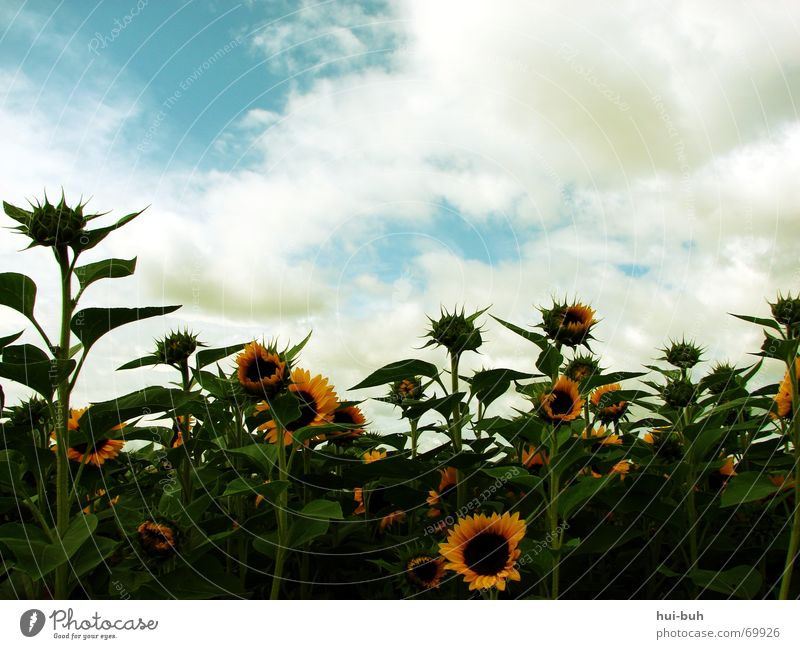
xmin=225 ymin=444 xmax=277 ymax=476
xmin=350 ymin=358 xmax=440 ymax=391
xmin=70 ymin=536 xmax=119 ymax=579
xmin=0 ymin=272 xmax=36 ymax=320
xmin=730 ymin=313 xmax=781 ymax=332
xmin=221 ymin=478 xmax=289 ymax=501
xmin=689 ymin=565 xmax=762 ymax=598
xmin=3 ymin=200 xmax=31 ymax=223
xmin=492 ymin=316 xmax=549 ymax=348
xmin=74 ymin=257 xmax=137 ymax=291
xmin=470 ymin=368 xmax=536 ymax=408
xmin=559 ymin=476 xmax=614 ymax=519
xmin=286 ymin=331 xmax=312 ymax=361
xmin=720 ymin=472 xmax=779 ymax=507
xmin=536 ymin=344 xmax=563 ymax=378
xmin=301 ymin=499 xmax=344 ymax=520
xmin=71 ymin=305 xmax=181 ymax=352
xmin=0 ymin=344 xmax=73 ymax=398
xmin=289 ymin=517 xmax=329 ymax=547
xmin=116 ymin=354 xmax=162 ymax=370
xmin=0 ymin=330 xmax=23 ymax=351
xmin=39 ymin=514 xmax=98 ymax=576
xmin=583 ymin=371 xmax=647 ymax=391
xmin=195 ymin=343 xmax=246 ymax=369
xmin=758 ymin=332 xmax=797 ymax=360
xmin=87 ymin=386 xmax=198 ymax=433
xmin=76 ymin=209 xmax=145 ymax=252
xmin=0 ymin=523 xmax=50 ymax=577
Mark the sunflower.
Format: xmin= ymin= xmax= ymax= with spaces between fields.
xmin=774 ymin=359 xmax=800 ymax=418
xmin=521 ymin=445 xmax=548 ymax=469
xmin=236 ymin=342 xmax=286 ymax=396
xmin=439 ymin=511 xmax=526 ymax=591
xmin=353 ymin=488 xmax=366 ymax=515
xmin=379 ymin=510 xmax=407 ymax=531
xmin=170 ymin=414 xmax=195 ymax=448
xmin=539 ymin=376 xmax=584 ymax=423
xmin=589 ymin=459 xmax=632 ymax=480
xmin=328 ymin=405 xmax=366 ymax=443
xmin=259 ymin=368 xmax=339 ymax=445
xmin=254 ymin=480 xmax=271 ymax=508
xmin=427 ymin=467 xmax=458 ymax=517
xmin=590 ymin=383 xmax=628 ymax=423
xmin=719 ymin=456 xmax=737 ymax=477
xmin=363 ymin=449 xmax=387 ymax=464
xmin=82 ymin=489 xmax=119 ymax=514
xmin=582 ymin=425 xmax=622 ymax=446
xmin=51 ymin=407 xmax=126 ymax=467
xmin=137 ymin=521 xmax=177 ymax=557
xmin=406 ymin=555 xmax=446 ymax=590
xmin=541 ymin=301 xmax=597 ymax=347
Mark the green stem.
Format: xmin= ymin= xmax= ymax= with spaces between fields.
xmin=54 ymin=246 xmax=73 ymax=600
xmin=270 ymin=427 xmax=289 ymax=600
xmin=410 ymin=418 xmax=419 ymax=459
xmin=779 ymin=349 xmax=800 ymax=600
xmin=547 ymin=424 xmax=561 ymax=599
xmin=450 ymin=353 xmax=467 ymax=511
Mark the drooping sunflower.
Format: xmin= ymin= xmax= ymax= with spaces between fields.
xmin=259 ymin=368 xmax=339 ymax=445
xmin=236 ymin=341 xmax=286 ymax=396
xmin=590 ymin=383 xmax=628 ymax=423
xmin=427 ymin=467 xmax=458 ymax=518
xmin=137 ymin=521 xmax=178 ymax=558
xmin=439 ymin=511 xmax=526 ymax=591
xmin=406 ymin=555 xmax=446 ymax=590
xmin=51 ymin=407 xmax=126 ymax=467
xmin=582 ymin=425 xmax=622 ymax=446
xmin=539 ymin=376 xmax=584 ymax=423
xmin=328 ymin=405 xmax=367 ymax=443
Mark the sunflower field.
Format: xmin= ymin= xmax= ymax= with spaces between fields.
xmin=0 ymin=193 xmax=799 ymax=600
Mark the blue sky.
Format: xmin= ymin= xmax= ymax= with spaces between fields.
xmin=0 ymin=1 xmax=798 ymax=428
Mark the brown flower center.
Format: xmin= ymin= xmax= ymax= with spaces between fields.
xmin=550 ymin=389 xmax=575 ymax=416
xmin=246 ymin=357 xmax=278 ymax=383
xmin=409 ymin=558 xmax=439 ymax=585
xmin=463 ymin=531 xmax=510 ymax=576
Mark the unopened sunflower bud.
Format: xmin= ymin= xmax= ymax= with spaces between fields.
xmin=5 ymin=192 xmax=88 ymax=248
xmin=662 ymin=378 xmax=697 ymax=408
xmin=770 ymin=293 xmax=800 ymax=329
xmin=661 ymin=339 xmax=703 ymax=369
xmin=155 ymin=329 xmax=200 ymax=366
xmin=424 ymin=307 xmax=485 ymax=356
xmin=540 ymin=300 xmax=597 ymax=348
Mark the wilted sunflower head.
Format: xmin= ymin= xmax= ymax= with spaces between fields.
xmin=662 ymin=378 xmax=697 ymax=408
xmin=235 ymin=341 xmax=287 ymax=397
xmin=539 ymin=376 xmax=584 ymax=423
xmin=661 ymin=338 xmax=703 ymax=369
xmin=540 ymin=299 xmax=597 ymax=348
xmin=590 ymin=383 xmax=628 ymax=423
xmin=770 ymin=292 xmax=800 ymax=330
xmin=155 ymin=329 xmax=201 ymax=366
xmin=564 ymin=354 xmax=600 ymax=382
xmin=5 ymin=192 xmax=89 ymax=249
xmin=137 ymin=520 xmax=178 ymax=558
xmin=439 ymin=511 xmax=526 ymax=591
xmin=424 ymin=306 xmax=486 ymax=357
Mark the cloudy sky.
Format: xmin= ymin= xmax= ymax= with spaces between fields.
xmin=1 ymin=1 xmax=798 ymax=431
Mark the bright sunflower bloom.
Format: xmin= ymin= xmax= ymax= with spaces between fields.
xmin=329 ymin=405 xmax=366 ymax=443
xmin=427 ymin=467 xmax=458 ymax=517
xmin=539 ymin=376 xmax=584 ymax=423
xmin=541 ymin=301 xmax=597 ymax=347
xmin=521 ymin=445 xmax=548 ymax=469
xmin=590 ymin=383 xmax=628 ymax=423
xmin=259 ymin=368 xmax=338 ymax=445
xmin=582 ymin=425 xmax=622 ymax=446
xmin=406 ymin=555 xmax=446 ymax=590
xmin=52 ymin=407 xmax=126 ymax=467
xmin=236 ymin=342 xmax=286 ymax=396
xmin=439 ymin=512 xmax=526 ymax=591
xmin=363 ymin=449 xmax=387 ymax=464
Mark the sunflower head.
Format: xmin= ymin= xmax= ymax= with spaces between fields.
xmin=662 ymin=378 xmax=697 ymax=408
xmin=51 ymin=407 xmax=126 ymax=467
xmin=259 ymin=367 xmax=339 ymax=444
xmin=540 ymin=299 xmax=597 ymax=347
xmin=770 ymin=292 xmax=800 ymax=331
xmin=643 ymin=428 xmax=684 ymax=462
xmin=439 ymin=512 xmax=526 ymax=591
xmin=424 ymin=306 xmax=486 ymax=357
xmin=590 ymin=383 xmax=628 ymax=423
xmin=773 ymin=358 xmax=800 ymax=419
xmin=328 ymin=404 xmax=367 ymax=443
xmin=564 ymin=354 xmax=600 ymax=382
xmin=235 ymin=341 xmax=288 ymax=397
xmin=661 ymin=338 xmax=703 ymax=369
xmin=521 ymin=445 xmax=548 ymax=469
xmin=582 ymin=425 xmax=622 ymax=446
xmin=389 ymin=376 xmax=424 ymax=404
xmin=5 ymin=192 xmax=89 ymax=249
xmin=406 ymin=555 xmax=446 ymax=591
xmin=137 ymin=520 xmax=178 ymax=558
xmin=8 ymin=397 xmax=50 ymax=429
xmin=538 ymin=376 xmax=584 ymax=423
xmin=363 ymin=449 xmax=387 ymax=464
xmin=155 ymin=329 xmax=201 ymax=366
xmin=705 ymin=362 xmax=743 ymax=395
